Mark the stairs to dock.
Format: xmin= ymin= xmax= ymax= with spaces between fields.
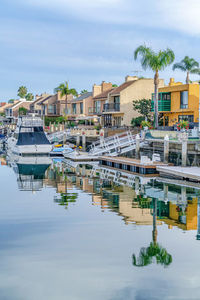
xmin=88 ymin=131 xmax=143 ymax=157
xmin=48 ymin=130 xmax=71 ymax=144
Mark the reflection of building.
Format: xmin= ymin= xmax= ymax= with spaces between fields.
xmin=163 ymin=198 xmax=198 ymax=231
xmin=45 ymin=161 xmax=200 ymax=237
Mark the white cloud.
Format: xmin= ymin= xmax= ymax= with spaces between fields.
xmin=16 ymin=0 xmax=200 ymax=35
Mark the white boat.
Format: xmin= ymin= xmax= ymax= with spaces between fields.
xmin=7 ymin=115 xmax=52 ymax=155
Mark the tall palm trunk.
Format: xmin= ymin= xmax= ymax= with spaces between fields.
xmin=154 ymin=70 xmax=159 ymax=129
xmin=152 ymin=198 xmax=158 ymax=245
xmin=186 ymin=71 xmax=190 ymax=84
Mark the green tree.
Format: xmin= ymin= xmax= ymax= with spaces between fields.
xmin=132 ymin=198 xmax=172 ymax=268
xmin=134 ymin=45 xmax=175 ymax=128
xmin=8 ymin=99 xmax=15 ymax=104
xmin=19 ymin=107 xmax=28 ymax=116
xmin=133 ymin=98 xmax=151 ymax=121
xmin=173 ymin=56 xmax=200 ymax=84
xmin=25 ymin=93 xmax=34 ymax=101
xmin=80 ymin=89 xmax=88 ymax=94
xmin=112 ymin=84 xmax=118 ymax=87
xmin=54 ymin=81 xmax=78 ymax=97
xmin=17 ymin=86 xmax=27 ymax=99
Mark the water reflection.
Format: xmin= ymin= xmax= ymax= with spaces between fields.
xmin=6 ymin=155 xmax=51 ymax=191
xmin=6 ymin=156 xmax=200 ymax=242
xmin=132 ymin=198 xmax=173 ymax=268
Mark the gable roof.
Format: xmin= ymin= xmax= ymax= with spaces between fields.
xmin=72 ymin=92 xmax=92 ymax=102
xmin=109 ymin=81 xmax=135 ymax=95
xmin=93 ymin=88 xmax=115 ymax=100
xmin=37 ymin=95 xmax=52 ymax=105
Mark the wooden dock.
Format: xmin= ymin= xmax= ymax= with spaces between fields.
xmin=157 ymin=166 xmax=200 ymax=182
xmin=100 ymin=156 xmax=169 ymax=176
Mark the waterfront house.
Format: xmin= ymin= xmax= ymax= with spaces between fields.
xmin=66 ymin=92 xmax=93 ymax=121
xmin=0 ymin=101 xmax=18 ymax=115
xmin=5 ymin=99 xmax=33 ymax=119
xmin=87 ymin=81 xmax=114 ymax=124
xmin=30 ymin=93 xmax=51 ymax=116
xmin=102 ymin=76 xmax=164 ymax=127
xmin=34 ymin=92 xmax=74 ymax=118
xmin=151 ymin=78 xmax=200 ymax=126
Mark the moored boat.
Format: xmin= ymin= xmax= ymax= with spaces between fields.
xmin=6 ymin=115 xmax=52 ymax=155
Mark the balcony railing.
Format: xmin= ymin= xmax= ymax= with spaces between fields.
xmin=103 ymin=103 xmax=120 ymax=112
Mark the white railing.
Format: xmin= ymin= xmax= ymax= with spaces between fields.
xmin=18 ymin=116 xmax=43 ymax=127
xmin=89 ymin=131 xmax=142 ymax=156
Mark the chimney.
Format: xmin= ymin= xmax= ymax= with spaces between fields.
xmin=169 ymin=78 xmax=175 ymax=86
xmin=57 ymin=91 xmax=66 ymax=101
xmin=93 ymin=84 xmax=102 ymax=97
xmin=101 ymin=81 xmax=112 ymax=92
xmin=125 ymin=75 xmax=138 ymax=82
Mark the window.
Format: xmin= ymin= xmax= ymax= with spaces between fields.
xmin=180 ymin=91 xmax=188 ymax=109
xmin=95 ymin=101 xmax=101 ymax=113
xmin=72 ymin=104 xmax=76 ymax=114
xmin=178 ymin=115 xmax=194 ymax=122
xmin=80 ymin=102 xmax=83 ymax=114
xmin=114 ymin=96 xmax=120 ymax=104
xmin=48 ymin=104 xmax=56 ymax=114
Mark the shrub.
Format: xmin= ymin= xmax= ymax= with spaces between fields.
xmin=131 ymin=116 xmax=145 ymax=127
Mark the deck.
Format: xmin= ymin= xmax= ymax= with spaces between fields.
xmin=157 ymin=166 xmax=200 ymax=182
xmin=100 ymin=156 xmax=169 ymax=176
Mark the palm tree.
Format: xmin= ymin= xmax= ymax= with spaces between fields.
xmin=54 ymin=82 xmax=78 ymax=114
xmin=134 ymin=45 xmax=175 ymax=128
xmin=54 ymin=81 xmax=78 ymax=97
xmin=17 ymin=86 xmax=27 ymax=99
xmin=25 ymin=93 xmax=34 ymax=101
xmin=80 ymin=89 xmax=88 ymax=94
xmin=132 ymin=198 xmax=172 ymax=268
xmin=173 ymin=56 xmax=200 ymax=84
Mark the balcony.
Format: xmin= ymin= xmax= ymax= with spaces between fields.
xmin=103 ymin=103 xmax=120 ymax=112
xmin=151 ymin=92 xmax=171 ymax=112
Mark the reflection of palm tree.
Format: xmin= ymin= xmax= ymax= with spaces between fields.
xmin=55 ymin=192 xmax=78 ymax=209
xmin=132 ymin=198 xmax=172 ymax=268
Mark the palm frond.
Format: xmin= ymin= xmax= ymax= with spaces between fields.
xmin=159 ymin=48 xmax=175 ymax=70
xmin=190 ymin=68 xmax=200 ymax=75
xmin=172 ymin=62 xmax=186 ymax=72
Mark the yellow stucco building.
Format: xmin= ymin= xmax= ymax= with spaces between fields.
xmin=152 ymin=78 xmax=200 ymax=126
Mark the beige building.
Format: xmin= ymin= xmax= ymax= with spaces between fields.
xmin=31 ymin=92 xmax=75 ymax=117
xmin=66 ymin=92 xmax=93 ymax=121
xmin=88 ymin=81 xmax=114 ymax=117
xmin=30 ymin=93 xmax=51 ymax=116
xmin=102 ymin=76 xmax=165 ymax=127
xmin=0 ymin=101 xmax=19 ymax=114
xmin=5 ymin=100 xmax=33 ymax=119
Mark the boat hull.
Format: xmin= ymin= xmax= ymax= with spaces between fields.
xmin=7 ymin=138 xmax=52 ymax=155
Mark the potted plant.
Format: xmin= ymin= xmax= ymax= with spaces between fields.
xmin=177 ymin=120 xmax=189 ymax=131
xmin=140 ymin=121 xmax=153 ymax=130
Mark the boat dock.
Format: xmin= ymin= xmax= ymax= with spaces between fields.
xmin=99 ymin=156 xmax=169 ymax=176
xmin=157 ymin=166 xmax=200 ymax=182
xmin=64 ymin=151 xmax=99 ymax=162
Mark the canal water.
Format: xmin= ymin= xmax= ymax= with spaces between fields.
xmin=0 ymin=155 xmax=200 ymax=300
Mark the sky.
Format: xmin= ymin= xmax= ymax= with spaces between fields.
xmin=2 ymin=0 xmax=200 ymax=100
